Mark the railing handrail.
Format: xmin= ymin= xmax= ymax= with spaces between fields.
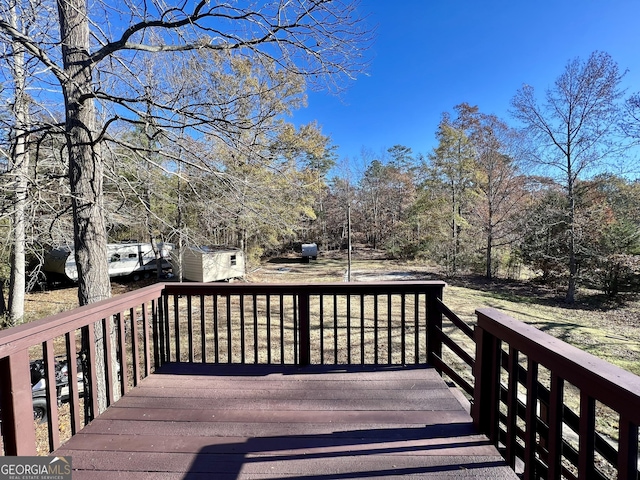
xmin=162 ymin=281 xmax=447 ymax=296
xmin=0 ymin=280 xmax=447 ymax=369
xmin=160 ymin=280 xmax=447 ymax=367
xmin=0 ymin=283 xmax=165 ymax=359
xmin=476 ymin=307 xmax=640 ymax=422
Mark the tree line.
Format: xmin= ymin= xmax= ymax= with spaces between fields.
xmin=310 ymin=52 xmax=640 ymax=304
xmin=1 ymin=0 xmax=639 ymax=336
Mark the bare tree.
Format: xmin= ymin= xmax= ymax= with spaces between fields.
xmin=0 ymin=0 xmax=59 ymax=323
xmin=0 ymin=0 xmax=370 ymax=306
xmin=5 ymin=1 xmax=29 ymax=323
xmin=467 ymin=112 xmax=525 ymax=279
xmin=624 ymin=92 xmax=640 ymax=173
xmin=511 ymin=51 xmax=625 ymax=303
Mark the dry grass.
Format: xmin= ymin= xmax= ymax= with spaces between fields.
xmin=22 ymin=281 xmax=149 ymax=323
xmin=165 ymin=290 xmax=430 ymax=366
xmin=18 ymin=250 xmax=640 ymax=465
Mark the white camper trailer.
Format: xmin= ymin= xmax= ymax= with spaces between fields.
xmin=44 ymin=242 xmax=172 ymax=283
xmin=172 ymin=246 xmax=245 ymax=282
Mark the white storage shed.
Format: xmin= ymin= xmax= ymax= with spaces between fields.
xmin=172 ymin=246 xmax=245 ymax=282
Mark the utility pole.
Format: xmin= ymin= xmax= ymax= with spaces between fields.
xmin=347 ymin=205 xmax=352 ymax=282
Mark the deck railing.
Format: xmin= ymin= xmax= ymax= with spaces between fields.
xmin=159 ymin=282 xmax=450 ymax=367
xmin=0 ymin=283 xmax=165 ymax=455
xmin=0 ymin=281 xmax=456 ymax=456
xmin=0 ymin=281 xmax=638 ymax=480
xmin=473 ymin=307 xmax=640 ymax=480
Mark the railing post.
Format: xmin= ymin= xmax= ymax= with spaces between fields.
xmin=298 ymin=292 xmax=310 ymax=366
xmin=472 ymin=321 xmax=501 ymax=445
xmin=0 ymin=349 xmax=37 ymax=455
xmin=426 ymin=285 xmax=443 ymax=370
xmin=618 ymin=417 xmax=639 ymax=480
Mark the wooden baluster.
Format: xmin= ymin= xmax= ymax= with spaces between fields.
xmin=266 ymin=295 xmax=272 ymax=364
xmin=253 ymin=294 xmax=258 ymax=363
xmin=66 ymin=332 xmax=80 ymax=434
xmin=43 ymin=339 xmax=60 ymax=451
xmin=505 ymin=346 xmax=519 ymax=469
xmin=200 ymin=294 xmax=206 ymax=364
xmin=523 ymin=358 xmax=539 ymax=480
xmin=118 ymin=312 xmax=128 ymax=396
xmin=187 ymin=295 xmax=193 ymax=363
xmin=142 ymin=302 xmax=151 ymax=377
xmin=360 ymin=295 xmax=365 ymax=364
xmin=578 ymin=393 xmax=596 ymax=480
xmin=547 ymin=373 xmax=564 ymax=480
xmin=618 ymin=416 xmax=639 ymax=480
xmin=83 ymin=324 xmax=99 ymax=420
xmin=131 ymin=307 xmax=140 ymax=386
xmin=173 ymin=295 xmax=180 ymax=362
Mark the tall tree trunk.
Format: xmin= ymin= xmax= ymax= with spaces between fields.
xmin=565 ymin=151 xmax=576 ymax=304
xmin=7 ymin=2 xmax=28 ymax=324
xmin=449 ymin=180 xmax=457 ymax=275
xmin=486 ymin=197 xmax=494 ymax=280
xmin=486 ymin=230 xmax=493 ymax=280
xmin=58 ymin=0 xmax=110 ymax=305
xmin=58 ymin=0 xmax=113 ymax=411
xmin=566 ymin=181 xmax=577 ymax=304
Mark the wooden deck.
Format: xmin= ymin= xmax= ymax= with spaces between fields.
xmin=54 ymin=364 xmax=517 ymax=479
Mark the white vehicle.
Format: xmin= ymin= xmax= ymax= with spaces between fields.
xmin=44 ymin=242 xmax=172 ymax=283
xmin=301 ymin=243 xmax=318 ymax=262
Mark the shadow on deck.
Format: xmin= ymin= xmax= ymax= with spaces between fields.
xmin=54 ymin=363 xmax=517 ymax=479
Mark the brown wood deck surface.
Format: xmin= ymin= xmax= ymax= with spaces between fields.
xmin=54 ymin=364 xmax=517 ymax=479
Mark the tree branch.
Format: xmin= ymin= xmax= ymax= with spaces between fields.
xmin=0 ymin=18 xmax=66 ymax=81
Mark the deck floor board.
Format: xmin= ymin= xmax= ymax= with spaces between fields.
xmin=53 ymin=363 xmax=518 ymax=479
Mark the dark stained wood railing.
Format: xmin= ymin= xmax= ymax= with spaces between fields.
xmin=431 ymin=297 xmax=476 ymax=397
xmin=1 ymin=280 xmax=639 ymax=480
xmin=0 ymin=284 xmax=165 ymax=455
xmin=473 ymin=307 xmax=640 ymax=480
xmin=0 ymin=281 xmax=451 ymax=456
xmin=160 ymin=282 xmax=447 ymax=366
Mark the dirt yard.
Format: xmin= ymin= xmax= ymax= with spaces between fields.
xmin=15 ymin=248 xmax=640 ymax=463
xmin=20 ymin=248 xmax=640 ymax=377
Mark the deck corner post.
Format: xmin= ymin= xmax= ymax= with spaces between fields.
xmin=426 ymin=284 xmax=444 ymax=370
xmin=472 ymin=315 xmax=500 ymax=444
xmin=0 ymin=349 xmax=37 ymax=455
xmin=298 ymin=292 xmax=311 ymax=366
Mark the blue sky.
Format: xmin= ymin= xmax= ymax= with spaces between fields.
xmin=290 ymin=0 xmax=640 ymax=169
